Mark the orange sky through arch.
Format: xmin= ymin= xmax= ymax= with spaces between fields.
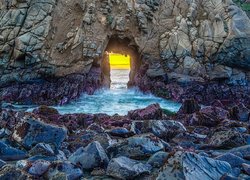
xmin=109 ymin=53 xmax=130 ymax=70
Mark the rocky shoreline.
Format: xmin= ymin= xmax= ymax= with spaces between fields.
xmin=0 ymin=98 xmax=250 ymax=179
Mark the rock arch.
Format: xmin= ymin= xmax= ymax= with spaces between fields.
xmin=100 ymin=35 xmax=141 ymax=88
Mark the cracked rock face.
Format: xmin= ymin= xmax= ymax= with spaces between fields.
xmin=156 ymin=151 xmax=232 ymax=180
xmin=0 ymin=0 xmax=250 ymax=87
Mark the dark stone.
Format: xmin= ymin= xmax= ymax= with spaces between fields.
xmin=157 ymin=151 xmax=232 ymax=179
xmin=178 ymin=99 xmax=201 ymax=114
xmin=242 ymin=163 xmax=250 ymax=175
xmin=29 ymin=143 xmax=55 ymax=156
xmin=147 ymin=151 xmax=168 ymax=168
xmin=209 ymin=130 xmax=247 ymax=149
xmin=107 ymin=134 xmax=168 ymax=160
xmin=0 ymin=159 xmax=6 ymax=168
xmin=12 ymin=115 xmax=67 ymax=149
xmin=32 ymin=105 xmax=59 ymax=116
xmin=69 ymin=141 xmax=109 ymax=170
xmin=108 ymin=128 xmax=134 ymax=138
xmin=215 ymin=153 xmax=246 ymax=168
xmin=46 ymin=161 xmax=83 ymax=180
xmin=131 ymin=120 xmax=186 ymax=141
xmin=0 ymin=165 xmax=31 ymax=179
xmin=106 ymin=156 xmax=152 ymax=179
xmin=0 ymin=141 xmax=28 ymax=161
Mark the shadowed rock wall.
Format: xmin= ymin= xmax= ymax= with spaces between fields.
xmin=0 ymin=0 xmax=250 ymax=101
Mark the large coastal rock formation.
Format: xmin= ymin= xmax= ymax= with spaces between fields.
xmin=0 ymin=0 xmax=250 ymax=104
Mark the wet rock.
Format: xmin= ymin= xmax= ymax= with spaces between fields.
xmin=209 ymin=130 xmax=247 ymax=149
xmin=242 ymin=163 xmax=250 ymax=175
xmin=106 ymin=156 xmax=152 ymax=179
xmin=12 ymin=115 xmax=67 ymax=149
xmin=0 ymin=159 xmax=6 ymax=168
xmin=157 ymin=151 xmax=232 ymax=180
xmin=29 ymin=143 xmax=55 ymax=156
xmin=147 ymin=151 xmax=169 ymax=168
xmin=178 ymin=99 xmax=201 ymax=114
xmin=215 ymin=153 xmax=246 ymax=168
xmin=108 ymin=128 xmax=134 ymax=138
xmin=0 ymin=165 xmax=31 ymax=179
xmin=0 ymin=141 xmax=28 ymax=161
xmin=46 ymin=161 xmax=83 ymax=180
xmin=107 ymin=134 xmax=168 ymax=159
xmin=131 ymin=120 xmax=186 ymax=140
xmin=69 ymin=141 xmax=109 ymax=170
xmin=28 ymin=160 xmax=51 ymax=176
xmin=128 ymin=103 xmax=163 ymax=120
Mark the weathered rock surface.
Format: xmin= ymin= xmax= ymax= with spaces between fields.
xmin=0 ymin=0 xmax=250 ymax=105
xmin=209 ymin=130 xmax=247 ymax=149
xmin=0 ymin=141 xmax=27 ymax=161
xmin=106 ymin=156 xmax=152 ymax=179
xmin=157 ymin=151 xmax=232 ymax=180
xmin=147 ymin=151 xmax=169 ymax=168
xmin=46 ymin=161 xmax=83 ymax=180
xmin=12 ymin=115 xmax=67 ymax=149
xmin=69 ymin=141 xmax=109 ymax=170
xmin=131 ymin=120 xmax=186 ymax=141
xmin=107 ymin=134 xmax=168 ymax=159
xmin=128 ymin=103 xmax=163 ymax=120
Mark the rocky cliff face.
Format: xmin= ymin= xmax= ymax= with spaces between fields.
xmin=0 ymin=0 xmax=250 ymax=104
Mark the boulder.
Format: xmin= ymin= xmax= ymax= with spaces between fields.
xmin=242 ymin=163 xmax=250 ymax=175
xmin=69 ymin=141 xmax=109 ymax=170
xmin=28 ymin=160 xmax=51 ymax=176
xmin=29 ymin=143 xmax=55 ymax=156
xmin=209 ymin=130 xmax=247 ymax=149
xmin=215 ymin=153 xmax=246 ymax=168
xmin=46 ymin=161 xmax=83 ymax=180
xmin=229 ymin=145 xmax=250 ymax=158
xmin=12 ymin=115 xmax=67 ymax=149
xmin=107 ymin=134 xmax=168 ymax=159
xmin=157 ymin=152 xmax=232 ymax=180
xmin=0 ymin=165 xmax=31 ymax=179
xmin=32 ymin=105 xmax=59 ymax=116
xmin=147 ymin=151 xmax=169 ymax=168
xmin=230 ymin=103 xmax=250 ymax=122
xmin=150 ymin=120 xmax=186 ymax=141
xmin=106 ymin=156 xmax=152 ymax=179
xmin=128 ymin=104 xmax=163 ymax=120
xmin=131 ymin=120 xmax=186 ymax=140
xmin=0 ymin=141 xmax=28 ymax=161
xmin=0 ymin=159 xmax=6 ymax=168
xmin=187 ymin=106 xmax=229 ymax=127
xmin=178 ymin=99 xmax=201 ymax=114
xmin=108 ymin=128 xmax=134 ymax=138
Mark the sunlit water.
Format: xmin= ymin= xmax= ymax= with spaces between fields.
xmin=3 ymin=69 xmax=181 ymax=115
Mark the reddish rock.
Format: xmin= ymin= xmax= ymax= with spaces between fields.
xmin=128 ymin=103 xmax=163 ymax=120
xmin=186 ymin=106 xmax=229 ymax=127
xmin=33 ymin=105 xmax=59 ymax=116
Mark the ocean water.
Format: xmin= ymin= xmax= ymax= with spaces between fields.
xmin=54 ymin=69 xmax=181 ymax=115
xmin=3 ymin=69 xmax=181 ymax=115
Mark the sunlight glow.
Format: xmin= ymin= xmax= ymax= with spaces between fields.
xmin=109 ymin=53 xmax=130 ymax=69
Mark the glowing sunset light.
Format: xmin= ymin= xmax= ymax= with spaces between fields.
xmin=109 ymin=53 xmax=130 ymax=69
